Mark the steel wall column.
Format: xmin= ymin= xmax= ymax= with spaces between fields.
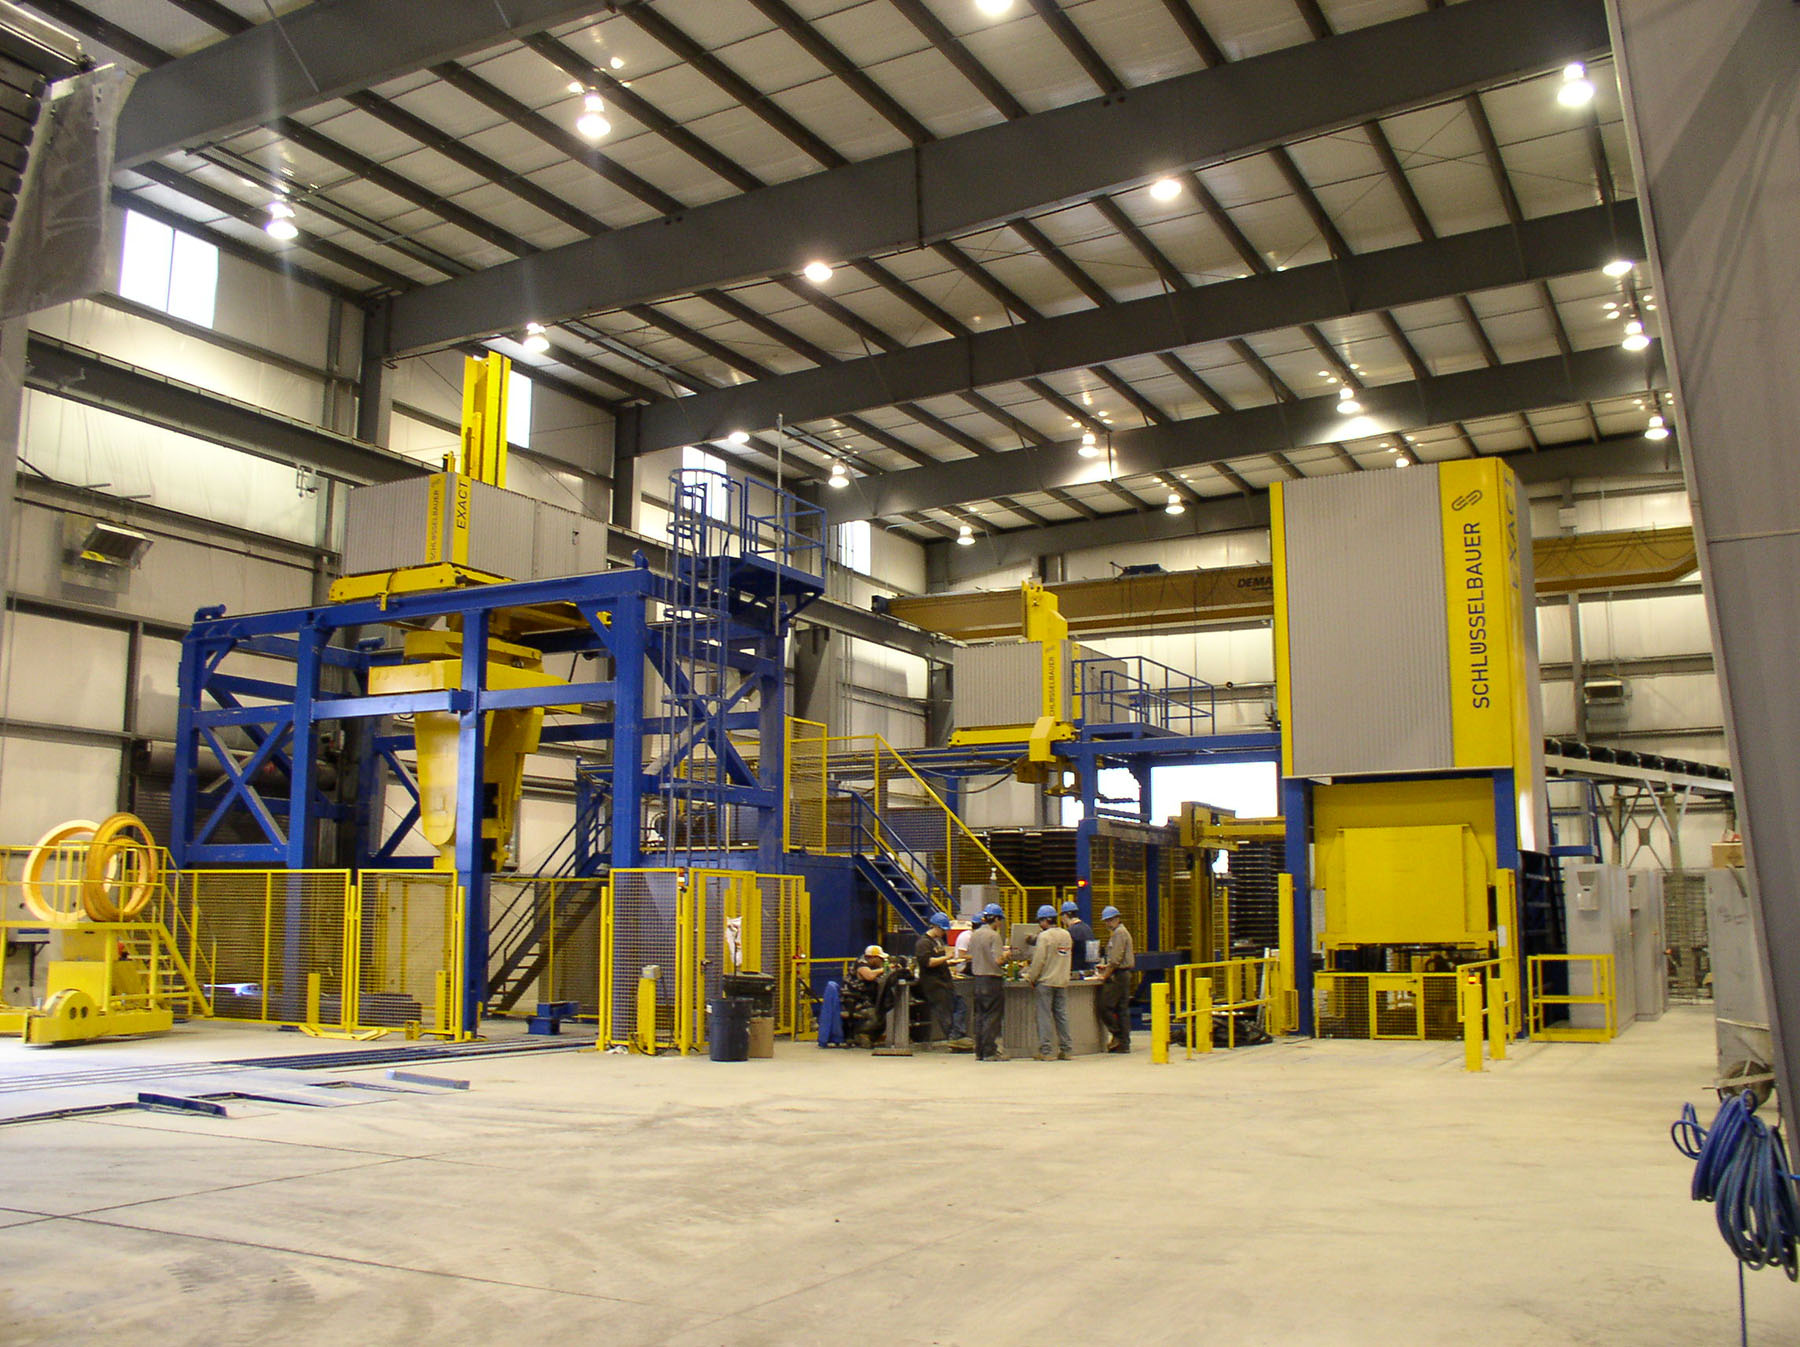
xmin=1609 ymin=0 xmax=1800 ymax=1138
xmin=356 ymin=302 xmax=394 ymax=447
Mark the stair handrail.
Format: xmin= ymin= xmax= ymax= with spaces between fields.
xmin=830 ymin=733 xmax=1030 ymax=901
xmin=154 ymin=870 xmax=215 ymax=1016
xmin=846 ymin=790 xmax=954 ymax=918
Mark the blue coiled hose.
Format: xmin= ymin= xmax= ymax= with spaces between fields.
xmin=1671 ymin=1092 xmax=1800 ymax=1281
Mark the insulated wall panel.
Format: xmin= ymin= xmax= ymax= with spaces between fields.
xmin=1280 ymin=469 xmax=1452 ymax=776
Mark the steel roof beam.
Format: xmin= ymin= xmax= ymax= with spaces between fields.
xmin=631 ymin=203 xmax=1640 ymax=453
xmin=112 ymin=1 xmax=638 ymax=169
xmin=383 ymin=0 xmax=1612 ymax=354
xmin=833 ymin=343 xmax=1664 ymax=525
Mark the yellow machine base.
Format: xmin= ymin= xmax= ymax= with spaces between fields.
xmin=21 ymin=989 xmax=173 ymax=1046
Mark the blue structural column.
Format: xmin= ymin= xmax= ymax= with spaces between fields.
xmin=169 ymin=633 xmax=203 ymax=868
xmin=609 ymin=597 xmax=647 ymax=871
xmin=282 ymin=620 xmax=324 ymax=1021
xmin=1282 ymin=776 xmax=1314 ymax=1034
xmin=756 ymin=624 xmax=785 ymax=874
xmin=455 ymin=611 xmax=489 ymax=1035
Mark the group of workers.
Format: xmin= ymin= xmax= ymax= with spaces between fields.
xmin=860 ymin=900 xmax=1136 ymax=1061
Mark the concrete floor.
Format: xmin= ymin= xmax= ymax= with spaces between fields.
xmin=0 ymin=1007 xmax=1795 ymax=1345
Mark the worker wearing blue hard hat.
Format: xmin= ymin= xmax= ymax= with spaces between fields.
xmin=1095 ymin=905 xmax=1136 ymax=1052
xmin=914 ymin=910 xmax=969 ymax=1051
xmin=1061 ymin=899 xmax=1096 ymax=974
xmin=966 ymin=902 xmax=1012 ymax=1060
xmin=1025 ymin=902 xmax=1073 ymax=1060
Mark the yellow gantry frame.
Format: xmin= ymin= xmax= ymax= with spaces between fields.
xmin=460 ymin=351 xmax=510 ymax=488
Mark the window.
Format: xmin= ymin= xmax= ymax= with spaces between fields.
xmin=118 ymin=210 xmax=218 ymax=327
xmin=682 ymin=444 xmax=730 ymax=520
xmin=506 ymin=370 xmax=532 ymax=450
xmin=835 ymin=519 xmax=871 ymax=574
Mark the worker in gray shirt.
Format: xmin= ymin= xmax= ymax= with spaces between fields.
xmin=1025 ymin=904 xmax=1073 ymax=1060
xmin=966 ymin=902 xmax=1011 ymax=1061
xmin=1095 ymin=904 xmax=1136 ymax=1053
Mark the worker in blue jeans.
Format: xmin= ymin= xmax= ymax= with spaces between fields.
xmin=1025 ymin=904 xmax=1073 ymax=1060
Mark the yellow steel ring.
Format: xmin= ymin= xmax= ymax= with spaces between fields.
xmin=22 ymin=820 xmax=99 ymax=926
xmin=81 ymin=813 xmax=160 ymax=921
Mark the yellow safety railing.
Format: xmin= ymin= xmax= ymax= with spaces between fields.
xmin=358 ymin=870 xmax=465 ymax=1038
xmin=1171 ymin=956 xmax=1281 ymax=1053
xmin=1528 ymin=953 xmax=1616 ymax=1043
xmin=826 ymin=732 xmax=1031 ymax=925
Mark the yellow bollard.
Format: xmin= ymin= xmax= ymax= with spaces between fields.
xmin=1462 ymin=970 xmax=1484 ymax=1072
xmin=305 ymin=971 xmax=322 ymax=1028
xmin=1195 ymin=977 xmax=1213 ymax=1056
xmin=635 ymin=966 xmax=659 ymax=1054
xmin=1151 ymin=982 xmax=1170 ymax=1063
xmin=1486 ymin=970 xmax=1507 ymax=1062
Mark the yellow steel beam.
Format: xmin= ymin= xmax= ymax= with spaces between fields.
xmin=886 ymin=526 xmax=1697 ymax=640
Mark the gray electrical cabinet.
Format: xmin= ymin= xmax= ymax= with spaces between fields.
xmin=1564 ymin=864 xmax=1636 ymax=1033
xmin=1628 ymin=870 xmax=1668 ymax=1021
xmin=1704 ymin=867 xmax=1772 ymax=1088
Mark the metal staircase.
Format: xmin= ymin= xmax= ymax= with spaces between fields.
xmin=847 ymin=793 xmax=950 ymax=933
xmin=484 ymin=818 xmax=591 ymax=1011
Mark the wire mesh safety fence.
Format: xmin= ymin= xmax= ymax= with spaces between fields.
xmin=487 ymin=876 xmax=605 ymax=1015
xmin=1089 ymin=833 xmax=1149 ymax=951
xmin=599 ymin=868 xmax=812 ymax=1053
xmin=174 ymin=869 xmax=467 ymax=1037
xmin=358 ymin=871 xmax=462 ymax=1034
xmin=784 ymin=718 xmax=828 ymax=853
xmin=1315 ymin=958 xmax=1518 ymax=1044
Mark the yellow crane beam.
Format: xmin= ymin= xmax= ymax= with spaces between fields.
xmin=887 ymin=526 xmax=1696 ymax=641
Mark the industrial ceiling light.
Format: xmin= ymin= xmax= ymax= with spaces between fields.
xmin=610 ymin=56 xmax=625 ymax=70
xmin=1149 ymin=177 xmax=1182 ymax=203
xmin=1077 ymin=429 xmax=1101 ymax=459
xmin=1645 ymin=414 xmax=1670 ymax=441
xmin=1603 ymin=258 xmax=1634 ymax=278
xmin=803 ymin=259 xmax=834 ymax=284
xmin=829 ymin=460 xmax=850 ymax=487
xmin=1336 ymin=385 xmax=1362 ymax=415
xmin=975 ymin=0 xmax=1013 ymax=15
xmin=727 ymin=430 xmax=750 ymax=446
xmin=1165 ymin=492 xmax=1185 ymax=515
xmin=521 ymin=321 xmax=551 ymax=355
xmin=1621 ymin=319 xmax=1651 ymax=352
xmin=1558 ymin=61 xmax=1596 ymax=108
xmin=576 ymin=90 xmax=611 ymax=140
xmin=265 ymin=199 xmax=298 ymax=241
xmin=957 ymin=522 xmax=976 ymax=545
xmin=1394 ymin=454 xmax=1411 ymax=467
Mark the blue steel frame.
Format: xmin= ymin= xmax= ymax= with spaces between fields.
xmin=172 ymin=538 xmax=821 ymax=1033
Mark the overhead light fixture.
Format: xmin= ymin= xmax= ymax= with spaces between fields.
xmin=829 ymin=460 xmax=850 ymax=488
xmin=576 ymin=90 xmax=611 ymax=140
xmin=1077 ymin=430 xmax=1101 ymax=459
xmin=1558 ymin=61 xmax=1596 ymax=108
xmin=1621 ymin=319 xmax=1651 ymax=352
xmin=1337 ymin=385 xmax=1362 ymax=415
xmin=1603 ymin=258 xmax=1634 ymax=278
xmin=520 ymin=321 xmax=551 ymax=355
xmin=1645 ymin=414 xmax=1670 ymax=441
xmin=1165 ymin=492 xmax=1185 ymax=516
xmin=1394 ymin=454 xmax=1411 ymax=467
xmin=727 ymin=430 xmax=750 ymax=446
xmin=803 ymin=259 xmax=834 ymax=284
xmin=265 ymin=198 xmax=298 ymax=241
xmin=610 ymin=56 xmax=625 ymax=70
xmin=957 ymin=523 xmax=976 ymax=545
xmin=975 ymin=0 xmax=1014 ymax=15
xmin=1149 ymin=177 xmax=1182 ymax=203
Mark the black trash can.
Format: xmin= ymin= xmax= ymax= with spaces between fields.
xmin=708 ymin=996 xmax=751 ymax=1062
xmin=721 ymin=972 xmax=777 ymax=1018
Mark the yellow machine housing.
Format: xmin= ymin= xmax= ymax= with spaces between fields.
xmin=948 ymin=581 xmax=1081 ymax=777
xmin=367 ymin=629 xmax=573 ymax=872
xmin=0 ymin=930 xmax=175 ymax=1046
